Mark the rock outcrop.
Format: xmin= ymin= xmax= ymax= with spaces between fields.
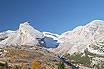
xmin=0 ymin=22 xmax=45 ymax=47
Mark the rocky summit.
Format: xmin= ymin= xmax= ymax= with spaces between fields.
xmin=55 ymin=20 xmax=104 ymax=56
xmin=54 ymin=20 xmax=104 ymax=68
xmin=0 ymin=22 xmax=45 ymax=47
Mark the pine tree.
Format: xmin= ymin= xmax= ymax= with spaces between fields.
xmin=4 ymin=61 xmax=8 ymax=69
xmin=58 ymin=61 xmax=65 ymax=69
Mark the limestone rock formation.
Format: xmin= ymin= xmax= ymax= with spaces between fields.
xmin=55 ymin=20 xmax=104 ymax=57
xmin=0 ymin=22 xmax=45 ymax=47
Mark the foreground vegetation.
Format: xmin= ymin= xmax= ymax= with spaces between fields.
xmin=63 ymin=49 xmax=104 ymax=69
xmin=0 ymin=46 xmax=72 ymax=69
xmin=64 ymin=53 xmax=91 ymax=67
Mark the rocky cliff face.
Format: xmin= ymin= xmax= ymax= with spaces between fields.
xmin=0 ymin=22 xmax=45 ymax=47
xmin=55 ymin=20 xmax=104 ymax=57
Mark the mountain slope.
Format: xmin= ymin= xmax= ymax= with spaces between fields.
xmin=0 ymin=22 xmax=45 ymax=47
xmin=54 ymin=20 xmax=104 ymax=68
xmin=55 ymin=20 xmax=104 ymax=56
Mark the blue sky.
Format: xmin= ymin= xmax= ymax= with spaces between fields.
xmin=0 ymin=0 xmax=104 ymax=34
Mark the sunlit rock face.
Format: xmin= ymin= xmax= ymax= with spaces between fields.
xmin=0 ymin=22 xmax=45 ymax=47
xmin=55 ymin=20 xmax=104 ymax=56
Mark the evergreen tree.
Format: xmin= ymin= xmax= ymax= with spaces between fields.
xmin=58 ymin=61 xmax=65 ymax=69
xmin=16 ymin=65 xmax=21 ymax=69
xmin=4 ymin=61 xmax=8 ymax=69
